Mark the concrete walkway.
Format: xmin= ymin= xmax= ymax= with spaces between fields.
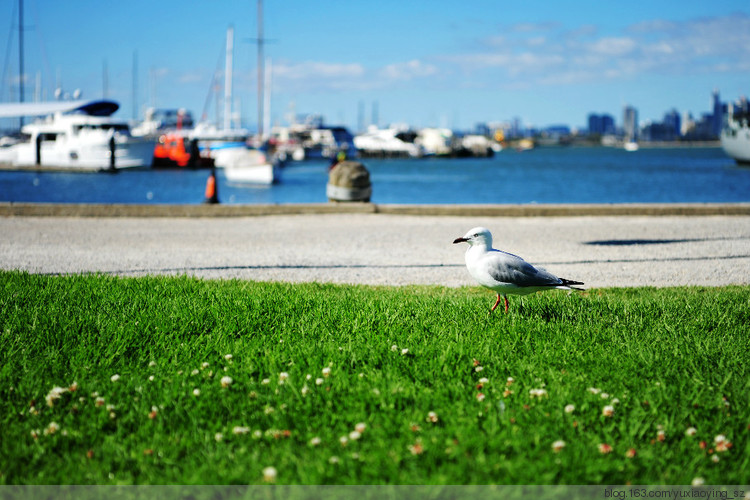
xmin=2 ymin=208 xmax=749 ymax=288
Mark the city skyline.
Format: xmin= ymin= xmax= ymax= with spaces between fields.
xmin=2 ymin=1 xmax=749 ymax=132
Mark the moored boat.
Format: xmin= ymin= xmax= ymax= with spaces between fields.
xmin=721 ymin=98 xmax=750 ymax=165
xmin=0 ymin=100 xmax=155 ymax=170
xmin=221 ymin=148 xmax=279 ymax=185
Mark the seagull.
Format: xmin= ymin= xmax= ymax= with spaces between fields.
xmin=453 ymin=226 xmax=584 ymax=313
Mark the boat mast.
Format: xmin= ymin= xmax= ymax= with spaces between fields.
xmin=257 ymin=0 xmax=264 ymax=140
xmin=18 ymin=0 xmax=24 ymax=128
xmin=224 ymin=25 xmax=233 ymax=131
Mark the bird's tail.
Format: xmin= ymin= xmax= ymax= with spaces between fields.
xmin=560 ymin=278 xmax=585 ymax=291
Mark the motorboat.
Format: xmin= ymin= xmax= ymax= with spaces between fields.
xmin=354 ymin=125 xmax=423 ymax=158
xmin=721 ymin=99 xmax=750 ymax=165
xmin=221 ymin=148 xmax=279 ymax=185
xmin=269 ymin=115 xmax=357 ymax=162
xmin=0 ymin=100 xmax=155 ymax=170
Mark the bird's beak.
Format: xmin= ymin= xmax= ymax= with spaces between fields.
xmin=453 ymin=237 xmax=468 ymax=244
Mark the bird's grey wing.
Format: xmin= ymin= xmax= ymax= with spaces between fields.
xmin=484 ymin=251 xmax=562 ymax=288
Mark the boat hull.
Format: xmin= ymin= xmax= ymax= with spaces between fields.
xmin=11 ymin=136 xmax=155 ymax=170
xmin=721 ymin=128 xmax=750 ymax=164
xmin=219 ymin=148 xmax=279 ymax=185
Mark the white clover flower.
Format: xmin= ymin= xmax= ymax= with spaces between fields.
xmin=95 ymin=396 xmax=105 ymax=407
xmin=478 ymin=377 xmax=489 ymax=385
xmin=232 ymin=426 xmax=250 ymax=435
xmin=306 ymin=374 xmax=312 ymax=380
xmin=279 ymin=372 xmax=289 ymax=384
xmin=391 ymin=344 xmax=398 ymax=352
xmin=475 ymin=366 xmax=484 ymax=373
xmin=329 ymin=456 xmax=340 ymax=464
xmin=691 ymin=477 xmax=705 ymax=487
xmin=215 ymin=432 xmax=224 ymax=442
xmin=339 ymin=436 xmax=348 ymax=446
xmin=355 ymin=422 xmax=367 ymax=433
xmin=262 ymin=466 xmax=277 ymax=482
xmin=110 ymin=374 xmax=120 ymax=383
xmin=349 ymin=431 xmax=361 ymax=441
xmin=252 ymin=430 xmax=263 ymax=439
xmin=220 ymin=376 xmax=233 ymax=388
xmin=600 ymin=393 xmax=609 ymax=399
xmin=45 ymin=421 xmax=60 ymax=435
xmin=224 ymin=354 xmax=233 ymax=361
xmin=322 ymin=367 xmax=331 ymax=378
xmin=148 ymin=375 xmax=155 ymax=381
xmin=315 ymin=378 xmax=324 ymax=386
xmin=201 ymin=362 xmax=210 ymax=369
xmin=551 ymin=440 xmax=566 ymax=453
xmin=191 ymin=369 xmax=200 ymax=376
xmin=427 ymin=411 xmax=439 ymax=423
xmin=46 ymin=386 xmax=68 ymax=407
xmin=685 ymin=427 xmax=697 ymax=437
xmin=476 ymin=393 xmax=485 ymax=402
xmin=529 ymin=388 xmax=548 ymax=398
xmin=309 ymin=436 xmax=322 ymax=446
xmin=564 ymin=404 xmax=576 ymax=414
xmin=301 ymin=385 xmax=310 ymax=396
xmin=261 ymin=378 xmax=270 ymax=385
xmin=587 ymin=387 xmax=601 ymax=395
xmin=149 ymin=361 xmax=157 ymax=367
xmin=602 ymin=405 xmax=615 ymax=417
xmin=192 ymin=388 xmax=201 ymax=397
xmin=401 ymin=348 xmax=409 ymax=355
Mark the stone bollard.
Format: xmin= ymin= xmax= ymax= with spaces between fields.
xmin=326 ymin=160 xmax=372 ymax=202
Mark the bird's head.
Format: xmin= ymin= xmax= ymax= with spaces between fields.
xmin=453 ymin=227 xmax=493 ymax=248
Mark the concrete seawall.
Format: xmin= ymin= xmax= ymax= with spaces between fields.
xmin=2 ymin=201 xmax=750 ymax=217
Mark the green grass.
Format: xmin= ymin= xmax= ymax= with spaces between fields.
xmin=1 ymin=270 xmax=748 ymax=485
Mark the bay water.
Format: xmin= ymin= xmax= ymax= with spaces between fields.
xmin=1 ymin=146 xmax=748 ymax=205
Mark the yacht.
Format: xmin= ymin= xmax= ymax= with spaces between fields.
xmin=0 ymin=100 xmax=155 ymax=170
xmin=354 ymin=125 xmax=423 ymax=158
xmin=721 ymin=99 xmax=750 ymax=165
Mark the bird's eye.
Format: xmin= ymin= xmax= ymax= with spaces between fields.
xmin=473 ymin=233 xmax=479 ymax=238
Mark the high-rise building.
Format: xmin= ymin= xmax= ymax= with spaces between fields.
xmin=587 ymin=113 xmax=615 ymax=135
xmin=711 ymin=89 xmax=723 ymax=138
xmin=623 ymin=105 xmax=638 ymax=141
xmin=663 ymin=109 xmax=681 ymax=140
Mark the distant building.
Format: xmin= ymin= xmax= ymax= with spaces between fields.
xmin=587 ymin=113 xmax=615 ymax=135
xmin=623 ymin=105 xmax=638 ymax=141
xmin=711 ymin=89 xmax=723 ymax=138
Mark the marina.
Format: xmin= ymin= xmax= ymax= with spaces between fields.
xmin=1 ymin=146 xmax=748 ymax=206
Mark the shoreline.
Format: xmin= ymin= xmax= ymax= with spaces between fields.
xmin=1 ymin=201 xmax=750 ymax=218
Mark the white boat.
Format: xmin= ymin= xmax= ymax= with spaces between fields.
xmin=0 ymin=100 xmax=155 ymax=170
xmin=721 ymin=100 xmax=750 ymax=165
xmin=354 ymin=125 xmax=423 ymax=158
xmin=624 ymin=141 xmax=639 ymax=152
xmin=221 ymin=148 xmax=279 ymax=184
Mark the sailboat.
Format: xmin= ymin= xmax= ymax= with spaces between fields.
xmin=220 ymin=8 xmax=279 ymax=185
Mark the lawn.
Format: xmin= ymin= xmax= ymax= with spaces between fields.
xmin=0 ymin=271 xmax=748 ymax=484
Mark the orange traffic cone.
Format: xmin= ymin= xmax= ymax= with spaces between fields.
xmin=203 ymin=167 xmax=219 ymax=204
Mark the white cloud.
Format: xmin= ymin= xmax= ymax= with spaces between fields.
xmin=445 ymin=13 xmax=750 ymax=88
xmin=379 ymin=60 xmax=438 ymax=81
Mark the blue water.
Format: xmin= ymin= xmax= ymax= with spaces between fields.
xmin=1 ymin=146 xmax=748 ymax=204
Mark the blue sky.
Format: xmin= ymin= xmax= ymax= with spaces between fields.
xmin=2 ymin=0 xmax=749 ymax=132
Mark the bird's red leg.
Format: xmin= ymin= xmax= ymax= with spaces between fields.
xmin=490 ymin=294 xmax=502 ymax=314
xmin=504 ymin=295 xmax=509 ymax=313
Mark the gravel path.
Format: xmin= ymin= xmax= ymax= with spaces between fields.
xmin=2 ymin=214 xmax=749 ymax=288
